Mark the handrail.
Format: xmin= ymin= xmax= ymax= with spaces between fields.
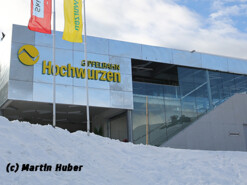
xmin=133 ymin=92 xmax=240 ymax=146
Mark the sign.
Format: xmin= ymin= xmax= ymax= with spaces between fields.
xmin=18 ymin=45 xmax=121 ymax=83
xmin=18 ymin=45 xmax=40 ymax=66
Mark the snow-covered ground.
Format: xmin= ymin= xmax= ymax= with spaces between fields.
xmin=0 ymin=116 xmax=247 ymax=185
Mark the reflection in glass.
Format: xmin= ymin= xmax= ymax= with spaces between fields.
xmin=132 ymin=95 xmax=147 ymax=144
xmin=133 ymin=67 xmax=247 ymax=146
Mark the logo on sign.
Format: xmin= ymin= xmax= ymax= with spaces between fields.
xmin=17 ymin=45 xmax=121 ymax=83
xmin=18 ymin=45 xmax=40 ymax=66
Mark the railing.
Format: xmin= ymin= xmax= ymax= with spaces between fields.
xmin=133 ymin=92 xmax=235 ymax=146
xmin=153 ymin=94 xmax=238 ymax=146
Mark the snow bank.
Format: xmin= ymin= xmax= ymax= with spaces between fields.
xmin=0 ymin=116 xmax=247 ymax=185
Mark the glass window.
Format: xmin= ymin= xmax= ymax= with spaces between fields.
xmin=209 ymin=71 xmax=224 ymax=106
xmin=165 ymin=99 xmax=182 ymax=139
xmin=132 ymin=95 xmax=147 ymax=144
xmin=133 ymin=65 xmax=247 ymax=146
xmin=196 ymin=86 xmax=209 ymax=116
xmin=148 ymin=96 xmax=166 ymax=145
xmin=221 ymin=73 xmax=237 ymax=99
xmin=178 ymin=67 xmax=208 ymax=119
xmin=235 ymin=75 xmax=247 ymax=93
xmin=209 ymin=71 xmax=243 ymax=106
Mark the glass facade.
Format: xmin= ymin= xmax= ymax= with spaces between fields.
xmin=132 ymin=66 xmax=247 ymax=146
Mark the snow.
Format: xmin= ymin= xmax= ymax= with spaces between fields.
xmin=0 ymin=116 xmax=247 ymax=185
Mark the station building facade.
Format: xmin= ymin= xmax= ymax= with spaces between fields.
xmin=1 ymin=24 xmax=247 ymax=151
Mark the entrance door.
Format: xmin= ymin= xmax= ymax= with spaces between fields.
xmin=110 ymin=112 xmax=128 ymax=142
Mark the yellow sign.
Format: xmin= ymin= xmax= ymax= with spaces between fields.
xmin=42 ymin=61 xmax=121 ymax=83
xmin=18 ymin=45 xmax=40 ymax=66
xmin=17 ymin=45 xmax=121 ymax=83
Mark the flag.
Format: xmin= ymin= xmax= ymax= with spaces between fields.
xmin=63 ymin=0 xmax=83 ymax=43
xmin=28 ymin=0 xmax=52 ymax=34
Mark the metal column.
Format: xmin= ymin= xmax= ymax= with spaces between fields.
xmin=206 ymin=70 xmax=213 ymax=109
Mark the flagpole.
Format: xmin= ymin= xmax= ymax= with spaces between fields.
xmin=52 ymin=0 xmax=56 ymax=127
xmin=83 ymin=0 xmax=90 ymax=136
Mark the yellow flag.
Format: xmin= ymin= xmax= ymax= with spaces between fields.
xmin=63 ymin=0 xmax=83 ymax=43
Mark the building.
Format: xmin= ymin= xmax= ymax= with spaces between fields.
xmin=1 ymin=24 xmax=247 ymax=151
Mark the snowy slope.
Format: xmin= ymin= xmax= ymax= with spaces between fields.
xmin=0 ymin=116 xmax=247 ymax=185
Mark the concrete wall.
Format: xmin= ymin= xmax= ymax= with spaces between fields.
xmin=162 ymin=93 xmax=247 ymax=151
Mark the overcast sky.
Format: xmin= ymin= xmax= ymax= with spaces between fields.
xmin=1 ymin=0 xmax=247 ymax=59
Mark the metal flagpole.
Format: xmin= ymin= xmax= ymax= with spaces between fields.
xmin=83 ymin=0 xmax=90 ymax=136
xmin=52 ymin=0 xmax=56 ymax=127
